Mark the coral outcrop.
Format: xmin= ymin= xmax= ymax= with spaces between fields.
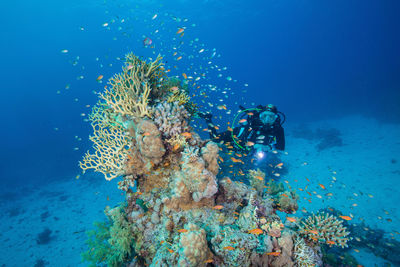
xmin=80 ymin=53 xmax=350 ymax=267
xmin=299 ymin=212 xmax=352 ymax=248
xmin=293 ymin=236 xmax=320 ymax=267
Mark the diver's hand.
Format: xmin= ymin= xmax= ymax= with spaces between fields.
xmin=254 ymin=144 xmax=272 ymax=153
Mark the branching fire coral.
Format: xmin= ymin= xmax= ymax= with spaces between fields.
xmin=99 ymin=53 xmax=164 ymax=119
xmin=79 ymin=102 xmax=131 ymax=181
xmin=299 ymin=212 xmax=351 ymax=248
xmin=167 ymin=89 xmax=190 ymax=105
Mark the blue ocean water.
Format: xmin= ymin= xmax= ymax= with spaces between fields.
xmin=1 ymin=0 xmax=399 ymax=266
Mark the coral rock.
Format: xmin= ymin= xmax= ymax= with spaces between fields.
xmin=200 ymin=141 xmax=220 ymax=175
xmin=178 ymin=223 xmax=212 ymax=267
xmin=134 ymin=119 xmax=165 ymax=164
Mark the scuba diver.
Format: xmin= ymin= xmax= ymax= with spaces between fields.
xmin=199 ymin=104 xmax=285 ymax=156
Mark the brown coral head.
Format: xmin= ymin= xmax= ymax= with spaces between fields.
xmin=268 ymin=228 xmax=282 ymax=238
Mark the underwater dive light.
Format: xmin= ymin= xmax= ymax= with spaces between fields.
xmin=256 ymin=150 xmax=265 ymax=159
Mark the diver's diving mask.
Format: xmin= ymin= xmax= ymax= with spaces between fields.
xmin=260 ymin=111 xmax=277 ymax=125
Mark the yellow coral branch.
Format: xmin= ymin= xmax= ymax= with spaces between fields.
xmin=79 ymin=122 xmax=131 ymax=181
xmin=79 ymin=102 xmax=131 ymax=181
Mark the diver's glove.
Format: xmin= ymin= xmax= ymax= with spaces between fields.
xmin=254 ymin=144 xmax=272 ymax=153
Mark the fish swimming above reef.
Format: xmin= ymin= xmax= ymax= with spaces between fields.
xmin=143 ymin=37 xmax=152 ymax=47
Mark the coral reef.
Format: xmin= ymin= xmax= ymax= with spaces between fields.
xmin=248 ymin=168 xmax=265 ymax=194
xmin=178 ymin=223 xmax=213 ymax=266
xmin=293 ymin=236 xmax=319 ymax=267
xmin=152 ymin=101 xmax=190 ymax=138
xmin=79 ymin=102 xmax=132 ymax=181
xmin=299 ymin=212 xmax=351 ymax=248
xmin=82 ymin=205 xmax=134 ymax=267
xmin=266 ymin=180 xmax=299 ymax=214
xmin=80 ymin=53 xmax=350 ymax=267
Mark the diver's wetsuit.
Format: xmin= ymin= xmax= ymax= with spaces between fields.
xmin=201 ymin=106 xmax=285 ymax=151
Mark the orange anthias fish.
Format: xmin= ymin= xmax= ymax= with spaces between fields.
xmin=246 ymin=141 xmax=255 ymax=146
xmin=182 ymin=73 xmax=187 ymax=79
xmin=204 ymin=259 xmax=214 ymax=263
xmin=173 ymin=144 xmax=180 ymax=150
xmin=267 ymin=251 xmax=281 ymax=256
xmin=319 ymin=184 xmax=326 ymax=189
xmin=176 ymin=28 xmax=185 ymax=34
xmin=248 ymin=228 xmax=263 ymax=235
xmin=177 ymin=229 xmax=188 ymax=233
xmin=143 ymin=132 xmax=151 ymax=136
xmin=181 ymin=132 xmax=192 ymax=138
xmin=339 ymin=215 xmax=352 ymax=221
xmin=286 ymin=217 xmax=296 ymax=223
xmin=238 ymin=119 xmax=247 ymax=123
xmin=96 ymin=75 xmax=103 ymax=81
xmin=254 ymin=176 xmax=264 ymax=181
xmin=213 ymin=205 xmax=224 ymax=210
xmin=308 ymin=229 xmax=319 ymax=235
xmin=230 ymin=157 xmax=244 ymax=164
xmin=326 ymin=240 xmax=336 ymax=245
xmin=223 ymin=246 xmax=235 ymax=250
